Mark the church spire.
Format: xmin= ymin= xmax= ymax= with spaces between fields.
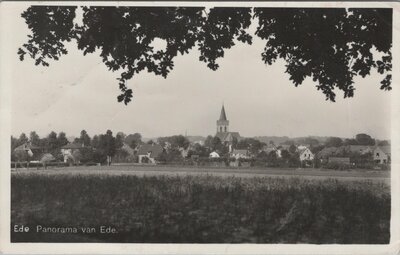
xmin=219 ymin=104 xmax=227 ymax=121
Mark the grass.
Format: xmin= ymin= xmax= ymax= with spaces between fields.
xmin=11 ymin=173 xmax=390 ymax=243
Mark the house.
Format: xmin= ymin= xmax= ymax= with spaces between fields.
xmin=299 ymin=148 xmax=314 ymax=161
xmin=230 ymin=149 xmax=250 ymax=159
xmin=14 ymin=143 xmax=34 ymax=157
xmin=209 ymin=151 xmax=220 ymax=158
xmin=14 ymin=142 xmax=45 ymax=161
xmin=137 ymin=144 xmax=164 ymax=164
xmin=263 ymin=144 xmax=277 ymax=154
xmin=373 ymin=146 xmax=391 ymax=164
xmin=278 ymin=144 xmax=292 ymax=152
xmin=263 ymin=144 xmax=283 ymax=158
xmin=61 ymin=142 xmax=84 ymax=163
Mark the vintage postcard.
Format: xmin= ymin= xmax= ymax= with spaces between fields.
xmin=0 ymin=1 xmax=399 ymax=254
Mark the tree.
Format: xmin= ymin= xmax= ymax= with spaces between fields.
xmin=211 ymin=136 xmax=222 ymax=151
xmin=57 ymin=132 xmax=69 ymax=147
xmin=355 ymin=133 xmax=375 ymax=146
xmin=289 ymin=144 xmax=297 ymax=154
xmin=189 ymin=143 xmax=209 ymax=157
xmin=14 ymin=149 xmax=30 ymax=167
xmin=281 ymin=149 xmax=291 ymax=161
xmin=325 ymin=137 xmax=343 ymax=147
xmin=17 ymin=133 xmax=29 ymax=146
xmin=300 ymin=137 xmax=320 ymax=147
xmin=267 ymin=150 xmax=278 ymax=166
xmin=11 ymin=136 xmax=19 ymax=153
xmin=344 ymin=138 xmax=358 ymax=145
xmin=236 ymin=138 xmax=265 ymax=155
xmin=78 ymin=130 xmax=91 ymax=146
xmin=157 ymin=135 xmax=190 ymax=150
xmin=125 ymin=133 xmax=142 ymax=149
xmin=72 ymin=150 xmax=82 ymax=164
xmin=29 ymin=131 xmax=40 ymax=146
xmin=378 ymin=140 xmax=390 ymax=146
xmin=80 ymin=147 xmax=94 ymax=163
xmin=19 ymin=7 xmax=392 ymax=103
xmin=99 ymin=130 xmax=116 ymax=165
xmin=46 ymin=131 xmax=59 ymax=157
xmin=204 ymin=135 xmax=214 ymax=149
xmin=115 ymin=132 xmax=125 ymax=149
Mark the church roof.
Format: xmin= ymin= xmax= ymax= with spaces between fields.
xmin=216 ymin=132 xmax=241 ymax=142
xmin=219 ymin=105 xmax=227 ymax=121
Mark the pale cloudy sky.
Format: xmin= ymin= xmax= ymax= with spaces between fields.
xmin=5 ymin=4 xmax=392 ymax=140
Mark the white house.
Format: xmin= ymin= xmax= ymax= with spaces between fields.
xmin=373 ymin=146 xmax=391 ymax=164
xmin=299 ymin=148 xmax=314 ymax=161
xmin=209 ymin=151 xmax=220 ymax=158
xmin=61 ymin=142 xmax=84 ymax=163
xmin=137 ymin=144 xmax=164 ymax=164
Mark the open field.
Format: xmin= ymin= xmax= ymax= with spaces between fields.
xmin=12 ymin=164 xmax=390 ymax=184
xmin=11 ymin=169 xmax=390 ymax=243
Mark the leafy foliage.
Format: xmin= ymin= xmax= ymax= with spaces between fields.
xmin=254 ymin=8 xmax=392 ymax=101
xmin=18 ymin=7 xmax=392 ymax=103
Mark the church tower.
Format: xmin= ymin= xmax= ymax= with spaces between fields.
xmin=217 ymin=104 xmax=229 ymax=133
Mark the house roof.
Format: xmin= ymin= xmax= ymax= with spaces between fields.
xmin=137 ymin=144 xmax=163 ymax=158
xmin=61 ymin=143 xmax=83 ymax=149
xmin=121 ymin=143 xmax=136 ymax=155
xmin=231 ymin=149 xmax=248 ymax=155
xmin=279 ymin=144 xmax=292 ymax=150
xmin=216 ymin=132 xmax=241 ymax=142
xmin=377 ymin=146 xmax=391 ymax=155
xmin=209 ymin=151 xmax=220 ymax=157
xmin=347 ymin=145 xmax=373 ymax=153
xmin=317 ymin=147 xmax=338 ymax=158
xmin=14 ymin=142 xmax=41 ymax=151
xmin=40 ymin=153 xmax=56 ymax=162
xmin=299 ymin=148 xmax=312 ymax=155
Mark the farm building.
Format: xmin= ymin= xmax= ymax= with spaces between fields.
xmin=373 ymin=146 xmax=391 ymax=164
xmin=137 ymin=144 xmax=164 ymax=164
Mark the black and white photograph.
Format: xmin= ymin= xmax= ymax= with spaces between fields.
xmin=0 ymin=1 xmax=399 ymax=254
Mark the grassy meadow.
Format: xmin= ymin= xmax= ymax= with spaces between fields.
xmin=11 ymin=173 xmax=390 ymax=243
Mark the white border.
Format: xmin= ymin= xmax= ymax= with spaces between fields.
xmin=0 ymin=1 xmax=399 ymax=254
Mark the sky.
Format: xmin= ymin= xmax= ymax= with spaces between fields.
xmin=4 ymin=4 xmax=392 ymax=140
